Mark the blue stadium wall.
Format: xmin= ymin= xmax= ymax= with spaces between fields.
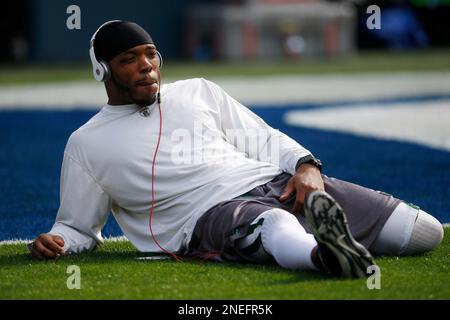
xmin=26 ymin=0 xmax=204 ymax=62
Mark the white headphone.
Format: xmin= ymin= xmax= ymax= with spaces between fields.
xmin=89 ymin=20 xmax=163 ymax=82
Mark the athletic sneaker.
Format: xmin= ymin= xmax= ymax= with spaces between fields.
xmin=304 ymin=190 xmax=376 ymax=278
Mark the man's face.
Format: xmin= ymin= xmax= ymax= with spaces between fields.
xmin=108 ymin=44 xmax=160 ymax=106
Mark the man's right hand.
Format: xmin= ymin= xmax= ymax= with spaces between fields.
xmin=30 ymin=234 xmax=65 ymax=260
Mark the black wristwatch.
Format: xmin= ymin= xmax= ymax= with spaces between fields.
xmin=295 ymin=155 xmax=323 ymax=172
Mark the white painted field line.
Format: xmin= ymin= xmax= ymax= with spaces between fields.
xmin=0 ymin=235 xmax=129 ymax=246
xmin=1 ymin=72 xmax=450 ymax=109
xmin=285 ymin=99 xmax=450 ymax=152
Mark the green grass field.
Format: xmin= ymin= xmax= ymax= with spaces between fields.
xmin=1 ymin=49 xmax=450 ymax=85
xmin=0 ymin=227 xmax=448 ymax=300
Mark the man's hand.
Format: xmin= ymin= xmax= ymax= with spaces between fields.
xmin=279 ymin=164 xmax=325 ymax=214
xmin=30 ymin=234 xmax=65 ymax=260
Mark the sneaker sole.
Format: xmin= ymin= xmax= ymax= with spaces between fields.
xmin=305 ymin=191 xmax=376 ymax=278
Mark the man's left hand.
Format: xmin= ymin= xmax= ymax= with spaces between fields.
xmin=278 ymin=164 xmax=325 ymax=214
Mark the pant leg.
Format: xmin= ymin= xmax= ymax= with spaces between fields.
xmin=254 ymin=173 xmax=402 ymax=249
xmin=189 ymin=172 xmax=401 ymax=261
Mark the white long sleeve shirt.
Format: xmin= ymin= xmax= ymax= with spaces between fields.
xmin=49 ymin=78 xmax=311 ymax=254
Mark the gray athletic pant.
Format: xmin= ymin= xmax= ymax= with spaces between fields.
xmin=188 ymin=172 xmax=401 ymax=262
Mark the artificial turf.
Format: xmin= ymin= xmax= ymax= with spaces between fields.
xmin=0 ymin=227 xmax=448 ymax=300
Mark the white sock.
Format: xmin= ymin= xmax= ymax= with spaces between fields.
xmin=371 ymin=202 xmax=444 ymax=256
xmin=403 ymin=209 xmax=444 ymax=255
xmin=371 ymin=202 xmax=417 ymax=255
xmin=259 ymin=208 xmax=318 ymax=271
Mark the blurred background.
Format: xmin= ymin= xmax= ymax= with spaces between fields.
xmin=0 ymin=0 xmax=449 ymax=241
xmin=1 ymin=0 xmax=450 ymax=64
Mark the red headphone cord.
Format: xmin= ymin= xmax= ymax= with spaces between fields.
xmin=148 ymin=70 xmax=183 ymax=262
xmin=148 ymin=68 xmax=217 ymax=263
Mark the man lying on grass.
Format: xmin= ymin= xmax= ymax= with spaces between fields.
xmin=29 ymin=21 xmax=444 ymax=278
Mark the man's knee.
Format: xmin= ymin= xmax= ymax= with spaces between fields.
xmin=236 ymin=208 xmax=300 ymax=262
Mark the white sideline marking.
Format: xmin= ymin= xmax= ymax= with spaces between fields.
xmin=1 ymin=72 xmax=450 ymax=109
xmin=285 ymin=100 xmax=450 ymax=152
xmin=103 ymin=235 xmax=128 ymax=242
xmin=0 ymin=235 xmax=129 ymax=246
xmin=0 ymin=239 xmax=30 ymax=245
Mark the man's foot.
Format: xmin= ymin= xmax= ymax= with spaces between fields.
xmin=304 ymin=190 xmax=376 ymax=278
